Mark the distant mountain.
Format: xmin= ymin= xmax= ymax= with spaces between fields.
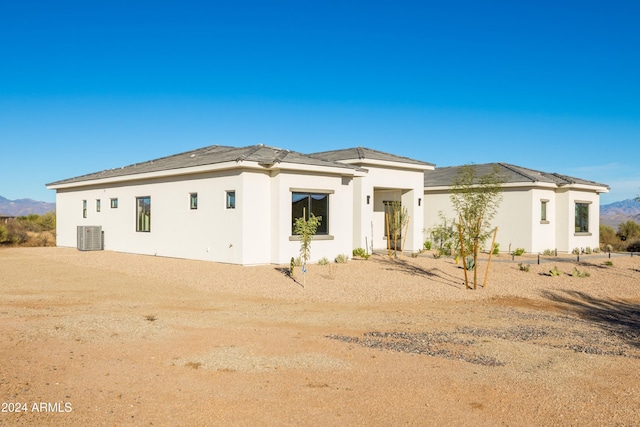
xmin=0 ymin=196 xmax=56 ymax=216
xmin=600 ymin=199 xmax=640 ymax=228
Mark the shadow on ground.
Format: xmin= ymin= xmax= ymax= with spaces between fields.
xmin=374 ymin=255 xmax=462 ymax=288
xmin=541 ymin=290 xmax=640 ymax=348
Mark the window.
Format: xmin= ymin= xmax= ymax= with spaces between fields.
xmin=291 ymin=192 xmax=328 ymax=234
xmin=190 ymin=193 xmax=198 ymax=210
xmin=136 ymin=196 xmax=151 ymax=232
xmin=575 ymin=202 xmax=590 ymax=233
xmin=96 ymin=199 xmax=101 ymax=212
xmin=110 ymin=198 xmax=118 ymax=209
xmin=540 ymin=200 xmax=548 ymax=222
xmin=226 ymin=191 xmax=236 ymax=209
xmin=82 ymin=200 xmax=87 ymax=218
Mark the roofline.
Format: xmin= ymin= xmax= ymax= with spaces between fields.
xmin=47 ymin=159 xmax=366 ymax=190
xmin=337 ymin=158 xmax=435 ymax=171
xmin=423 ymin=181 xmax=610 ymax=193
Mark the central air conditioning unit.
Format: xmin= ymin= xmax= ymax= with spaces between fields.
xmin=77 ymin=226 xmax=103 ymax=251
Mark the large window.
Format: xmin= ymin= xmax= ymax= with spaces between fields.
xmin=575 ymin=202 xmax=589 ymax=233
xmin=291 ymin=192 xmax=328 ymax=235
xmin=136 ymin=196 xmax=151 ymax=232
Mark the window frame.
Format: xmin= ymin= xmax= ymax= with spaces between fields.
xmin=82 ymin=200 xmax=87 ymax=218
xmin=226 ymin=190 xmax=236 ymax=209
xmin=574 ymin=201 xmax=591 ymax=234
xmin=291 ymin=190 xmax=330 ymax=236
xmin=110 ymin=198 xmax=118 ymax=209
xmin=190 ymin=193 xmax=198 ymax=210
xmin=96 ymin=199 xmax=101 ymax=213
xmin=540 ymin=199 xmax=549 ymax=224
xmin=136 ymin=196 xmax=151 ymax=233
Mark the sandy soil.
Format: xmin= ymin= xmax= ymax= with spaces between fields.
xmin=1 ymin=247 xmax=639 ymax=426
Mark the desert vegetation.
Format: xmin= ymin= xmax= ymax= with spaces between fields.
xmin=0 ymin=211 xmax=56 ymax=246
xmin=600 ymin=219 xmax=640 ymax=252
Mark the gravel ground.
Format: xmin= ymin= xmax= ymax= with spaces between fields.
xmin=1 ymin=247 xmax=639 ymax=426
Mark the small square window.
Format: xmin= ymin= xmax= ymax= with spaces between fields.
xmin=96 ymin=199 xmax=101 ymax=212
xmin=226 ymin=191 xmax=236 ymax=209
xmin=190 ymin=193 xmax=198 ymax=210
xmin=110 ymin=198 xmax=118 ymax=209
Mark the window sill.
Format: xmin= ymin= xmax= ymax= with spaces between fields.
xmin=289 ymin=234 xmax=334 ymax=241
xmin=540 ymin=220 xmax=550 ymax=224
xmin=574 ymin=232 xmax=592 ymax=236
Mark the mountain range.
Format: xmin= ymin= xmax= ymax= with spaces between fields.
xmin=600 ymin=198 xmax=640 ymax=228
xmin=0 ymin=196 xmax=56 ymax=216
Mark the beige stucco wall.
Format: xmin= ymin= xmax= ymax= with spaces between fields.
xmin=424 ymin=185 xmax=604 ymax=255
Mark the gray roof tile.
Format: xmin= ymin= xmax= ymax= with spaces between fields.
xmin=424 ymin=163 xmax=609 ymax=189
xmin=309 ymin=146 xmax=435 ymax=167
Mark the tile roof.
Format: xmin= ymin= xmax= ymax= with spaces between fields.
xmin=309 ymin=146 xmax=435 ymax=167
xmin=424 ymin=163 xmax=609 ymax=189
xmin=47 ymin=144 xmax=363 ymax=186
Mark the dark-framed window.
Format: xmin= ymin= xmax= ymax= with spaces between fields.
xmin=190 ymin=193 xmax=198 ymax=210
xmin=82 ymin=200 xmax=87 ymax=218
xmin=110 ymin=198 xmax=118 ymax=209
xmin=541 ymin=200 xmax=548 ymax=222
xmin=291 ymin=192 xmax=328 ymax=235
xmin=226 ymin=191 xmax=236 ymax=209
xmin=96 ymin=199 xmax=101 ymax=212
xmin=575 ymin=202 xmax=589 ymax=233
xmin=136 ymin=196 xmax=151 ymax=232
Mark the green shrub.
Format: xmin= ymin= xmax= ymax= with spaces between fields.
xmin=0 ymin=225 xmax=8 ymax=243
xmin=603 ymin=260 xmax=613 ymax=267
xmin=549 ymin=266 xmax=562 ymax=277
xmin=572 ymin=247 xmax=581 ymax=255
xmin=571 ymin=267 xmax=591 ymax=278
xmin=318 ymin=257 xmax=329 ymax=265
xmin=627 ymin=240 xmax=640 ymax=253
xmin=542 ymin=248 xmax=554 ymax=256
xmin=352 ymin=248 xmax=370 ymax=259
xmin=492 ymin=242 xmax=500 ymax=255
xmin=465 ymin=256 xmax=475 ymax=270
xmin=433 ymin=250 xmax=442 ymax=259
xmin=585 ymin=247 xmax=592 ymax=254
xmin=335 ymin=254 xmax=349 ymax=264
xmin=513 ymin=248 xmax=525 ymax=256
xmin=423 ymin=240 xmax=432 ymax=250
xmin=518 ymin=263 xmax=530 ymax=272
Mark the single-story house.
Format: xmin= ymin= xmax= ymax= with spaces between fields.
xmin=423 ymin=163 xmax=609 ymax=254
xmin=46 ymin=145 xmax=433 ymax=265
xmin=46 ymin=145 xmax=609 ymax=264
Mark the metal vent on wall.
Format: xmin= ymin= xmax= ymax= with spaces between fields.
xmin=77 ymin=226 xmax=103 ymax=251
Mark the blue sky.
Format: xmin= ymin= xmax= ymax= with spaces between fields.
xmin=1 ymin=0 xmax=638 ymax=205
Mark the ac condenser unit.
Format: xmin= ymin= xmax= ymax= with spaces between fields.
xmin=77 ymin=226 xmax=103 ymax=251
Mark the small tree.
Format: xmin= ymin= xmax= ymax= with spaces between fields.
xmin=387 ymin=200 xmax=408 ymax=257
xmin=450 ymin=165 xmax=504 ymax=289
xmin=293 ymin=209 xmax=321 ymax=286
xmin=617 ymin=220 xmax=640 ymax=242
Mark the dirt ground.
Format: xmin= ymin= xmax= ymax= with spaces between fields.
xmin=1 ymin=247 xmax=639 ymax=426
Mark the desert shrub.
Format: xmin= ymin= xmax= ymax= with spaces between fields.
xmin=432 ymin=250 xmax=442 ymax=259
xmin=0 ymin=225 xmax=8 ymax=243
xmin=549 ymin=266 xmax=562 ymax=277
xmin=293 ymin=257 xmax=302 ymax=266
xmin=513 ymin=248 xmax=525 ymax=256
xmin=465 ymin=256 xmax=475 ymax=270
xmin=542 ymin=248 xmax=554 ymax=256
xmin=423 ymin=240 xmax=432 ymax=250
xmin=600 ymin=224 xmax=623 ymax=251
xmin=492 ymin=242 xmax=500 ymax=255
xmin=585 ymin=247 xmax=592 ymax=254
xmin=352 ymin=248 xmax=370 ymax=259
xmin=518 ymin=263 xmax=530 ymax=272
xmin=290 ymin=257 xmax=295 ymax=277
xmin=571 ymin=267 xmax=590 ymax=278
xmin=318 ymin=257 xmax=329 ymax=265
xmin=335 ymin=254 xmax=349 ymax=264
xmin=618 ymin=220 xmax=640 ymax=242
xmin=626 ymin=239 xmax=640 ymax=253
xmin=604 ymin=260 xmax=614 ymax=267
xmin=571 ymin=247 xmax=580 ymax=255
xmin=592 ymin=247 xmax=600 ymax=253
